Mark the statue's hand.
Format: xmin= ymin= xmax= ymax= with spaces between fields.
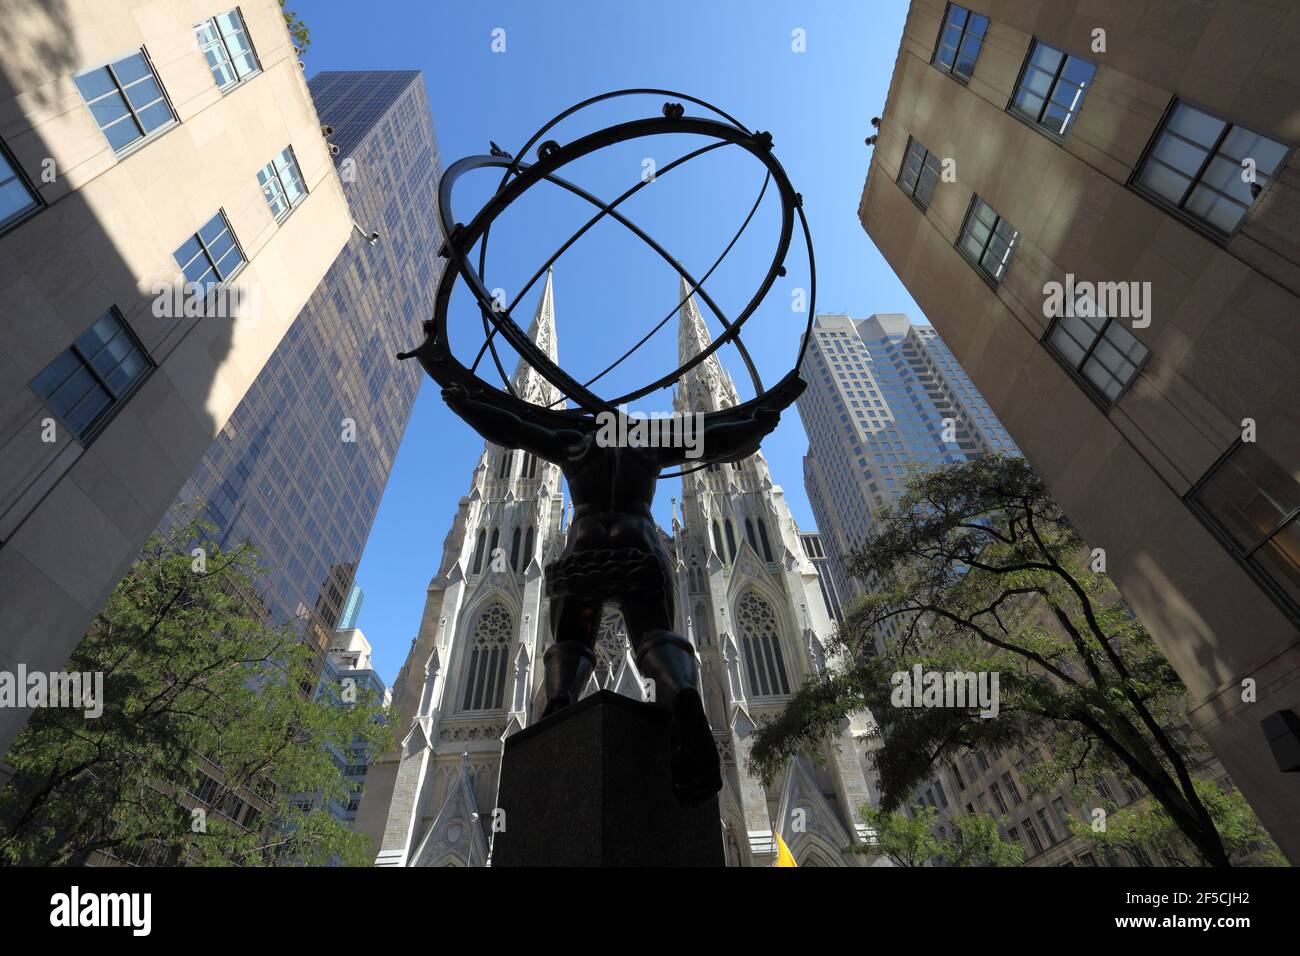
xmin=441 ymin=383 xmax=470 ymax=410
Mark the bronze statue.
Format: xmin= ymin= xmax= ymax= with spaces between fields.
xmin=437 ymin=374 xmax=803 ymax=805
xmin=399 ymin=89 xmax=817 ymax=807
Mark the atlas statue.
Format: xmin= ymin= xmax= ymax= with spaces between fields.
xmin=399 ymin=90 xmax=816 ymax=807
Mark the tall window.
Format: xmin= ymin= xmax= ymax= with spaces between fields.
xmin=957 ymin=196 xmax=1019 ymax=285
xmin=1133 ymin=100 xmax=1289 ymax=238
xmin=989 ymin=782 xmax=1007 ymax=813
xmin=1009 ymin=41 xmax=1096 ymax=140
xmin=195 ymin=9 xmax=260 ymax=91
xmin=1022 ymin=817 xmax=1044 ymax=854
xmin=1002 ymin=771 xmax=1023 ymax=805
xmin=257 ymin=146 xmax=307 ymax=222
xmin=1044 ymin=290 xmax=1149 ymax=406
xmin=75 ymin=50 xmax=175 ymax=153
xmin=757 ymin=519 xmax=774 ymax=562
xmin=744 ymin=518 xmax=758 ymax=554
xmin=897 ymin=136 xmax=942 ymax=210
xmin=1190 ymin=442 xmax=1300 ymax=616
xmin=461 ymin=603 xmax=512 ymax=711
xmin=471 ymin=529 xmax=486 ymax=574
xmin=31 ymin=308 xmax=154 ymax=444
xmin=0 ymin=140 xmax=40 ymax=233
xmin=498 ymin=449 xmax=514 ymax=479
xmin=711 ymin=521 xmax=724 ymax=558
xmin=724 ymin=521 xmax=738 ymax=562
xmin=523 ymin=526 xmax=535 ymax=570
xmin=510 ymin=527 xmax=522 ymax=572
xmin=174 ymin=210 xmax=244 ymax=291
xmin=737 ymin=592 xmax=790 ymax=697
xmin=1036 ymin=808 xmax=1058 ymax=844
xmin=932 ymin=3 xmax=988 ymax=81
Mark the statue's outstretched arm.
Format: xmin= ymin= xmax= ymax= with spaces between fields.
xmin=659 ymin=372 xmax=806 ymax=467
xmin=442 ymin=384 xmax=582 ymax=462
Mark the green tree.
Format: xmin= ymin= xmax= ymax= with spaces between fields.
xmin=1074 ymin=778 xmax=1286 ymax=867
xmin=279 ymin=0 xmax=310 ymax=55
xmin=750 ymin=455 xmax=1277 ymax=867
xmin=945 ymin=810 xmax=1025 ymax=867
xmin=860 ymin=805 xmax=943 ymax=867
xmin=859 ymin=805 xmax=1022 ymax=867
xmin=0 ymin=514 xmax=389 ymax=866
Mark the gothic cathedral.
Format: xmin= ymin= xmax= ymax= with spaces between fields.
xmin=356 ymin=273 xmax=883 ymax=866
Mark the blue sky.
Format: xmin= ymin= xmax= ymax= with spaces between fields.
xmin=295 ymin=0 xmax=922 ymax=682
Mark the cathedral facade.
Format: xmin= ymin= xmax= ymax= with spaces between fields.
xmin=355 ymin=274 xmax=882 ymax=866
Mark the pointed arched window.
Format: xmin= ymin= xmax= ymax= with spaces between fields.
xmin=462 ymin=603 xmax=512 ymax=711
xmin=510 ymin=527 xmax=522 ymax=571
xmin=711 ymin=521 xmax=724 ymax=558
xmin=523 ymin=526 xmax=535 ymax=570
xmin=724 ymin=521 xmax=738 ymax=562
xmin=488 ymin=527 xmax=500 ymax=570
xmin=497 ymin=449 xmax=513 ymax=479
xmin=757 ymin=519 xmax=774 ymax=562
xmin=737 ymin=591 xmax=790 ymax=696
xmin=471 ymin=529 xmax=487 ymax=574
xmin=744 ymin=518 xmax=758 ymax=553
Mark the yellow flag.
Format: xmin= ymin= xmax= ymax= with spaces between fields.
xmin=774 ymin=831 xmax=798 ymax=867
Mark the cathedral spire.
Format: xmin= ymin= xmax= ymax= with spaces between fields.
xmin=675 ymin=274 xmax=739 ymax=413
xmin=511 ymin=269 xmax=561 ymax=406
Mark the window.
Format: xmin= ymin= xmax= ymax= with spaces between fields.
xmin=174 ymin=210 xmax=245 ymax=291
xmin=257 ymin=146 xmax=307 ymax=222
xmin=757 ymin=519 xmax=773 ymax=562
xmin=461 ymin=603 xmax=512 ymax=711
xmin=1009 ymin=41 xmax=1096 ymax=140
xmin=1044 ymin=291 xmax=1149 ymax=406
xmin=0 ymin=139 xmax=40 ymax=232
xmin=737 ymin=592 xmax=791 ymax=697
xmin=1001 ymin=771 xmax=1023 ymax=805
xmin=1052 ymin=796 xmax=1072 ymax=828
xmin=1189 ymin=442 xmax=1300 ymax=616
xmin=510 ymin=527 xmax=522 ymax=572
xmin=897 ymin=136 xmax=942 ymax=210
xmin=1132 ymin=100 xmax=1289 ymax=238
xmin=75 ymin=50 xmax=175 ymax=153
xmin=31 ymin=308 xmax=154 ymax=444
xmin=1022 ymin=817 xmax=1044 ymax=854
xmin=1036 ymin=808 xmax=1058 ymax=844
xmin=471 ymin=529 xmax=486 ymax=574
xmin=989 ymin=782 xmax=1007 ymax=813
xmin=932 ymin=3 xmax=988 ymax=82
xmin=196 ymin=9 xmax=260 ymax=90
xmin=957 ymin=196 xmax=1019 ymax=284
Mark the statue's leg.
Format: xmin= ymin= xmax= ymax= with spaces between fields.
xmin=623 ymin=598 xmax=722 ymax=807
xmin=540 ymin=596 xmax=600 ymax=718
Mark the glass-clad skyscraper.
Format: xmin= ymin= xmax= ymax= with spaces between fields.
xmin=161 ymin=71 xmax=442 ymax=657
xmin=797 ymin=313 xmax=1020 ymax=609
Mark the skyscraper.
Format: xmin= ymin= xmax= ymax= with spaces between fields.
xmin=857 ymin=0 xmax=1300 ymax=860
xmin=797 ymin=312 xmax=1020 ymax=609
xmin=356 ymin=277 xmax=880 ymax=867
xmin=160 ymin=71 xmax=443 ymax=659
xmin=0 ymin=0 xmax=351 ymax=769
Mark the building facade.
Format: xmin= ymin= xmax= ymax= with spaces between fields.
xmin=799 ymin=531 xmax=846 ymax=625
xmin=356 ymin=276 xmax=885 ymax=867
xmin=0 ymin=0 xmax=351 ymax=771
xmin=158 ymin=70 xmax=442 ymax=658
xmin=797 ymin=311 xmax=1020 ymax=613
xmin=316 ymin=627 xmax=390 ymax=828
xmin=858 ymin=0 xmax=1300 ymax=859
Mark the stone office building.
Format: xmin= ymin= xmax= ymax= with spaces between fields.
xmin=0 ymin=0 xmax=351 ymax=773
xmin=858 ymin=0 xmax=1300 ymax=858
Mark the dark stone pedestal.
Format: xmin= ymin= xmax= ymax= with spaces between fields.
xmin=491 ymin=689 xmax=725 ymax=866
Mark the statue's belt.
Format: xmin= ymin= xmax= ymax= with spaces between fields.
xmin=544 ymin=548 xmax=666 ymax=599
xmin=570 ymin=503 xmax=653 ymax=520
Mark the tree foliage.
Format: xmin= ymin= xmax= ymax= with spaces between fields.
xmin=279 ymin=0 xmax=310 ymax=55
xmin=750 ymin=455 xmax=1279 ymax=867
xmin=860 ymin=804 xmax=1023 ymax=867
xmin=0 ymin=514 xmax=389 ymax=866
